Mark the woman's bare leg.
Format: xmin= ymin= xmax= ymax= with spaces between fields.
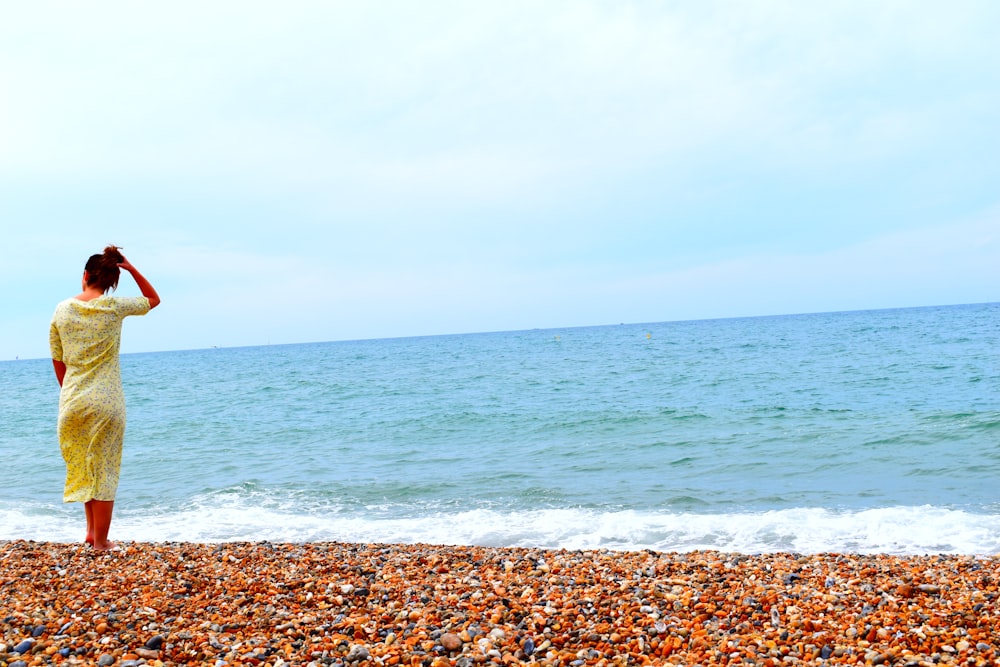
xmin=86 ymin=500 xmax=116 ymax=551
xmin=84 ymin=502 xmax=95 ymax=546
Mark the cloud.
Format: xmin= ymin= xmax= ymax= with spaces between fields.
xmin=603 ymin=209 xmax=1000 ymax=320
xmin=2 ymin=1 xmax=998 ymax=358
xmin=6 ymin=2 xmax=996 ymax=197
xmin=119 ymin=204 xmax=998 ymax=354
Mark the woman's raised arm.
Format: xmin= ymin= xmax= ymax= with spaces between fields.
xmin=118 ymin=258 xmax=161 ymax=309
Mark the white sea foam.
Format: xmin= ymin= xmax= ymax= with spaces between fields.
xmin=4 ymin=501 xmax=998 ymax=555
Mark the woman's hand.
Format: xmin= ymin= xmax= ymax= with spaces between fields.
xmin=118 ymin=257 xmax=161 ymax=309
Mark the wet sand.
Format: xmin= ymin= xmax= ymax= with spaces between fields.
xmin=1 ymin=541 xmax=997 ymax=666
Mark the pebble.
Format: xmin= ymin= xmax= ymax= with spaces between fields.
xmin=440 ymin=632 xmax=463 ymax=651
xmin=345 ymin=644 xmax=370 ymax=662
xmin=1 ymin=540 xmax=999 ymax=666
xmin=12 ymin=639 xmax=33 ymax=654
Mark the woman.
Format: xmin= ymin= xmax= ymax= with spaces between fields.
xmin=49 ymin=245 xmax=161 ymax=551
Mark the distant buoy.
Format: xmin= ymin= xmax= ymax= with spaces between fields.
xmin=646 ymin=333 xmax=651 ymax=339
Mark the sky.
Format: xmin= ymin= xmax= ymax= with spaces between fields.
xmin=2 ymin=1 xmax=998 ymax=359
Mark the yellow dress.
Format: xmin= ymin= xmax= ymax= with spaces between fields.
xmin=49 ymin=295 xmax=150 ymax=503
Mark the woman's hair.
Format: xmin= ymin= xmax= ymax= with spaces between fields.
xmin=84 ymin=245 xmax=125 ymax=293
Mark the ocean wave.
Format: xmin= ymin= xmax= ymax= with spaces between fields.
xmin=3 ymin=500 xmax=998 ymax=555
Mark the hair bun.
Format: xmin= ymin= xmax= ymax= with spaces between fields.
xmin=103 ymin=245 xmax=124 ymax=265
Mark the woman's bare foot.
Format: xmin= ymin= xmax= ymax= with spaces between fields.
xmin=92 ymin=540 xmax=118 ymax=552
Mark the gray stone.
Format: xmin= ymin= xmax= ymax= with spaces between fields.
xmin=345 ymin=645 xmax=370 ymax=663
xmin=12 ymin=640 xmax=33 ymax=654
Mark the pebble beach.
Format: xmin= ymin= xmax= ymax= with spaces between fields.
xmin=1 ymin=541 xmax=997 ymax=666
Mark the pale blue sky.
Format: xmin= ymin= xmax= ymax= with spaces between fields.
xmin=3 ymin=1 xmax=998 ymax=359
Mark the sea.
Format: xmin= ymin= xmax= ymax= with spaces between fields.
xmin=2 ymin=303 xmax=998 ymax=555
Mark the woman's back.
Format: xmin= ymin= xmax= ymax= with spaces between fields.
xmin=50 ymin=296 xmax=146 ymax=395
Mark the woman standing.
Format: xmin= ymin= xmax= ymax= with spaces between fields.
xmin=49 ymin=245 xmax=161 ymax=551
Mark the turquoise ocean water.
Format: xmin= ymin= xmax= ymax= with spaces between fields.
xmin=2 ymin=303 xmax=998 ymax=554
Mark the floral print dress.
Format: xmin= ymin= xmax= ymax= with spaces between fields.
xmin=49 ymin=295 xmax=150 ymax=502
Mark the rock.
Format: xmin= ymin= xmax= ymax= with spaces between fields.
xmin=440 ymin=633 xmax=463 ymax=652
xmin=820 ymin=645 xmax=834 ymax=659
xmin=918 ymin=584 xmax=941 ymax=594
xmin=12 ymin=639 xmax=33 ymax=654
xmin=345 ymin=644 xmax=370 ymax=663
xmin=136 ymin=648 xmax=160 ymax=659
xmin=896 ymin=584 xmax=915 ymax=598
xmin=522 ymin=637 xmax=536 ymax=656
xmin=144 ymin=634 xmax=165 ymax=650
xmin=31 ymin=625 xmax=45 ymax=637
xmin=97 ymin=654 xmax=115 ymax=666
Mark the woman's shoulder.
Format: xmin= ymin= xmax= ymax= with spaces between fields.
xmin=108 ymin=295 xmax=152 ymax=316
xmin=53 ymin=297 xmax=79 ymax=312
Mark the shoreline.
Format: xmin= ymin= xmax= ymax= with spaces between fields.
xmin=1 ymin=541 xmax=997 ymax=666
